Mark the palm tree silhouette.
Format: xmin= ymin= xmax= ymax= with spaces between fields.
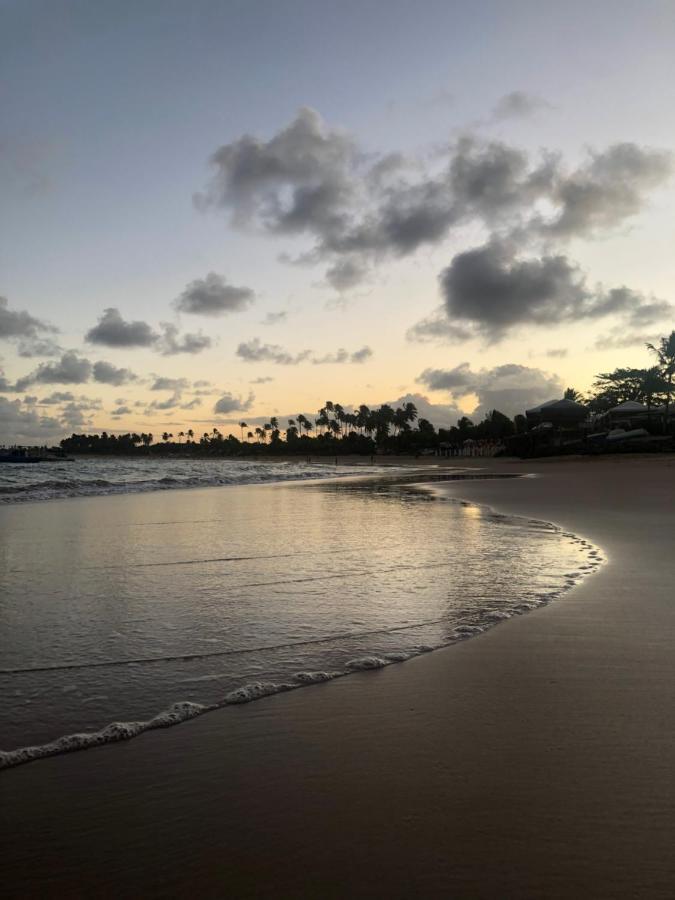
xmin=647 ymin=331 xmax=675 ymax=421
xmin=239 ymin=421 xmax=247 ymax=442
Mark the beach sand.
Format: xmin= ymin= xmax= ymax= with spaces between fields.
xmin=2 ymin=455 xmax=674 ymax=898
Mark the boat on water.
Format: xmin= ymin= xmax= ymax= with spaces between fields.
xmin=0 ymin=447 xmax=73 ymax=464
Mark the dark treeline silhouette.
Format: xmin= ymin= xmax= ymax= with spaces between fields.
xmin=60 ymin=331 xmax=675 ymax=458
xmin=60 ymin=403 xmax=517 ymax=457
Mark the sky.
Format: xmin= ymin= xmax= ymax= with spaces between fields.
xmin=2 ymin=0 xmax=675 ymax=443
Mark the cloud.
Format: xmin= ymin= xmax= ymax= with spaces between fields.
xmin=435 ymin=240 xmax=673 ymax=340
xmin=59 ymin=400 xmax=98 ymax=430
xmin=16 ymin=336 xmax=62 ymax=358
xmin=0 ymin=396 xmax=61 ymax=441
xmin=85 ymin=309 xmax=212 ymax=356
xmin=593 ymin=326 xmax=664 ymax=350
xmin=544 ymin=143 xmax=673 ymax=239
xmin=214 ymin=392 xmax=255 ymax=415
xmin=251 ymin=376 xmax=274 ymax=384
xmin=312 ymin=346 xmax=373 ymax=364
xmin=195 ymin=106 xmax=356 ymax=234
xmin=0 ymin=296 xmax=57 ymax=341
xmin=261 ymin=311 xmax=288 ymax=325
xmin=151 ymin=376 xmax=190 ymax=392
xmin=546 ymin=348 xmax=568 ymax=358
xmin=39 ymin=391 xmax=76 ymax=405
xmin=145 ymin=394 xmax=182 ymax=412
xmin=93 ymin=360 xmax=137 ymax=385
xmin=417 ymin=362 xmax=563 ymax=418
xmin=14 ymin=351 xmax=92 ymax=391
xmin=406 ymin=309 xmax=476 ymax=344
xmin=492 ymin=91 xmax=552 ymax=121
xmin=111 ymin=405 xmax=131 ymax=417
xmin=197 ymin=110 xmax=672 ymax=290
xmin=85 ymin=308 xmax=157 ymax=348
xmin=158 ymin=323 xmax=213 ymax=355
xmin=385 ymin=393 xmax=463 ymax=430
xmin=236 ymin=338 xmax=310 ymax=365
xmin=324 ymin=258 xmax=369 ymax=292
xmin=174 ymin=272 xmax=254 ymax=316
xmin=440 ymin=242 xmax=586 ymax=337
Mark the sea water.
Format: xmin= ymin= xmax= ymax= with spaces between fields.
xmin=0 ymin=466 xmax=603 ymax=769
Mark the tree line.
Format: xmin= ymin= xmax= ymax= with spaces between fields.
xmin=60 ymin=331 xmax=675 ymax=456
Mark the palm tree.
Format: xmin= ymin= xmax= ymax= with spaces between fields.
xmin=403 ymin=401 xmax=418 ymax=427
xmin=247 ymin=431 xmax=254 ymax=441
xmin=239 ymin=421 xmax=248 ymax=442
xmin=178 ymin=431 xmax=185 ymax=443
xmin=162 ymin=432 xmax=170 ymax=443
xmin=316 ymin=410 xmax=330 ymax=434
xmin=187 ymin=428 xmax=194 ymax=443
xmin=641 ymin=366 xmax=667 ymax=421
xmin=255 ymin=427 xmax=264 ymax=444
xmin=647 ymin=331 xmax=675 ymax=422
xmin=564 ymin=387 xmax=583 ymax=402
xmin=334 ymin=403 xmax=345 ymax=438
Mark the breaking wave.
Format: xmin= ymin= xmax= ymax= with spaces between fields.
xmin=0 ymin=458 xmax=391 ymax=504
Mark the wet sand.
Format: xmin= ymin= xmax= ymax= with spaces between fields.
xmin=2 ymin=455 xmax=675 ymax=898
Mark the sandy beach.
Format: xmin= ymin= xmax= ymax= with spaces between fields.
xmin=2 ymin=455 xmax=675 ymax=898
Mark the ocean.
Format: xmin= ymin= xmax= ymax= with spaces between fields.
xmin=0 ymin=460 xmax=603 ymax=769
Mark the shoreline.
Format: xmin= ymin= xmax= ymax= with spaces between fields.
xmin=2 ymin=456 xmax=675 ymax=897
xmin=0 ymin=483 xmax=602 ymax=772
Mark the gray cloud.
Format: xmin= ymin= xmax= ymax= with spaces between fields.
xmin=195 ymin=106 xmax=356 ymax=234
xmin=593 ymin=326 xmax=664 ymax=350
xmin=39 ymin=391 xmax=76 ymax=405
xmin=151 ymin=376 xmax=190 ymax=392
xmin=14 ymin=351 xmax=93 ymax=392
xmin=59 ymin=400 xmax=97 ymax=431
xmin=0 ymin=396 xmax=61 ymax=441
xmin=262 ymin=311 xmax=288 ymax=325
xmin=437 ymin=241 xmax=673 ymax=339
xmin=85 ymin=308 xmax=212 ymax=355
xmin=16 ymin=336 xmax=62 ymax=358
xmin=111 ymin=405 xmax=131 ymax=417
xmin=214 ymin=392 xmax=255 ymax=415
xmin=197 ymin=110 xmax=672 ymax=291
xmin=545 ymin=143 xmax=673 ymax=239
xmin=86 ymin=308 xmax=157 ymax=348
xmin=324 ymin=257 xmax=369 ymax=292
xmin=385 ymin=393 xmax=463 ymax=430
xmin=406 ymin=309 xmax=476 ymax=344
xmin=492 ymin=91 xmax=552 ymax=121
xmin=158 ymin=323 xmax=213 ymax=355
xmin=251 ymin=375 xmax=274 ymax=384
xmin=312 ymin=345 xmax=373 ymax=364
xmin=418 ymin=362 xmax=563 ymax=419
xmin=93 ymin=360 xmax=137 ymax=385
xmin=174 ymin=272 xmax=254 ymax=316
xmin=0 ymin=296 xmax=57 ymax=341
xmin=236 ymin=338 xmax=310 ymax=365
xmin=145 ymin=394 xmax=182 ymax=412
xmin=546 ymin=348 xmax=568 ymax=358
